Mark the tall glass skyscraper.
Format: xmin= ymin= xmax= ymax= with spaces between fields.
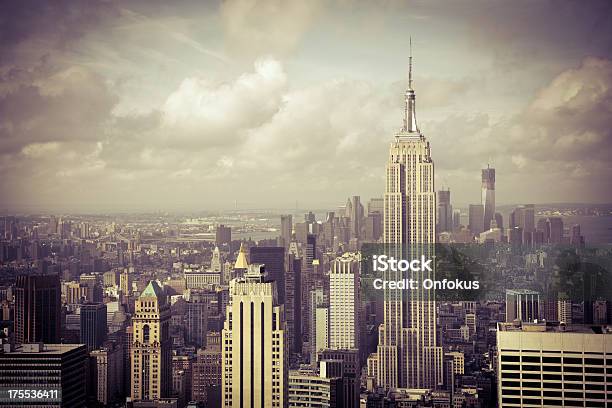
xmin=481 ymin=166 xmax=496 ymax=231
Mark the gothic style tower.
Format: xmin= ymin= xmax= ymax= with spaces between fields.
xmin=371 ymin=38 xmax=443 ymax=390
xmin=131 ymin=281 xmax=172 ymax=401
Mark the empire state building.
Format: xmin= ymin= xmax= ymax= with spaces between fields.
xmin=368 ymin=41 xmax=443 ymax=390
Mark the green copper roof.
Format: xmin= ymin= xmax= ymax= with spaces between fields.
xmin=139 ymin=280 xmax=164 ymax=299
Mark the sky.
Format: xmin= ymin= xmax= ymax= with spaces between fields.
xmin=1 ymin=0 xmax=611 ymax=213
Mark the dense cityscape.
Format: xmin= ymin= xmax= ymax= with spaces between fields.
xmin=1 ymin=45 xmax=612 ymax=407
xmin=2 ymin=1 xmax=612 ymax=407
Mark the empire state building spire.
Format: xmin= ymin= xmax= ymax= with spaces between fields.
xmin=403 ymin=37 xmax=419 ymax=134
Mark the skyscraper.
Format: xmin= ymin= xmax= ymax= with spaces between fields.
xmin=215 ymin=224 xmax=231 ymax=247
xmin=505 ymin=289 xmax=540 ymax=322
xmin=347 ymin=196 xmax=363 ymax=239
xmin=437 ymin=189 xmax=452 ymax=233
xmin=222 ymin=263 xmax=288 ymax=407
xmin=468 ymin=204 xmax=485 ymax=236
xmin=250 ymin=246 xmax=286 ymax=305
xmin=90 ymin=341 xmax=124 ymax=406
xmin=131 ymin=281 xmax=171 ymax=401
xmin=14 ymin=274 xmax=61 ymax=344
xmin=280 ymin=214 xmax=293 ymax=246
xmin=329 ymin=252 xmax=360 ymax=350
xmin=481 ymin=166 xmax=495 ymax=231
xmin=510 ymin=204 xmax=536 ymax=244
xmin=372 ymin=41 xmax=443 ymax=390
xmin=80 ymin=302 xmax=108 ymax=351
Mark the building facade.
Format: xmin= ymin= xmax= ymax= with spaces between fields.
xmin=373 ymin=44 xmax=443 ymax=390
xmin=222 ymin=263 xmax=288 ymax=407
xmin=329 ymin=252 xmax=360 ymax=350
xmin=0 ymin=343 xmax=87 ymax=407
xmin=14 ymin=274 xmax=61 ymax=344
xmin=497 ymin=322 xmax=612 ymax=407
xmin=131 ymin=281 xmax=172 ymax=401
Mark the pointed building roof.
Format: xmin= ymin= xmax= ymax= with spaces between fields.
xmin=234 ymin=242 xmax=249 ymax=269
xmin=139 ymin=280 xmax=164 ymax=299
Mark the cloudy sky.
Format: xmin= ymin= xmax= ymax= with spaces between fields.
xmin=1 ymin=0 xmax=611 ymax=213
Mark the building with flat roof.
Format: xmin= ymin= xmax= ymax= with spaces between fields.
xmin=497 ymin=321 xmax=612 ymax=407
xmin=0 ymin=343 xmax=87 ymax=407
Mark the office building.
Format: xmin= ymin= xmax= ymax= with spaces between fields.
xmin=287 ymin=250 xmax=302 ymax=354
xmin=280 ymin=215 xmax=292 ymax=247
xmin=311 ymin=288 xmax=329 ymax=362
xmin=452 ymin=209 xmax=461 ymax=231
xmin=494 ymin=212 xmax=503 ymax=231
xmin=547 ymin=217 xmax=564 ymax=243
xmin=481 ymin=166 xmax=495 ymax=231
xmin=14 ymin=274 xmax=61 ymax=344
xmin=222 ymin=264 xmax=288 ymax=407
xmin=371 ymin=44 xmax=443 ymax=390
xmin=317 ymin=349 xmax=360 ymax=408
xmin=329 ymin=252 xmax=360 ymax=350
xmin=497 ymin=321 xmax=612 ymax=407
xmin=510 ymin=205 xmax=535 ymax=244
xmin=468 ymin=204 xmax=485 ymax=236
xmin=250 ymin=246 xmax=286 ymax=305
xmin=0 ymin=343 xmax=87 ymax=407
xmin=346 ymin=196 xmax=363 ymax=239
xmin=185 ymin=293 xmax=209 ymax=348
xmin=288 ymin=365 xmax=343 ymax=407
xmin=80 ymin=302 xmax=108 ymax=351
xmin=91 ymin=341 xmax=124 ymax=406
xmin=192 ymin=333 xmax=222 ymax=405
xmin=131 ymin=281 xmax=172 ymax=401
xmin=364 ymin=212 xmax=382 ymax=242
xmin=437 ymin=189 xmax=452 ymax=233
xmin=215 ymin=224 xmax=231 ymax=247
xmin=506 ymin=289 xmax=540 ymax=322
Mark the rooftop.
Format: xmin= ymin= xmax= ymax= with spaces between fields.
xmin=1 ymin=343 xmax=85 ymax=355
xmin=498 ymin=321 xmax=612 ymax=334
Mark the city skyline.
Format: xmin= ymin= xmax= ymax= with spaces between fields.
xmin=1 ymin=1 xmax=612 ymax=212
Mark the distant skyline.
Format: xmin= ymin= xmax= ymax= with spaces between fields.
xmin=1 ymin=0 xmax=611 ymax=212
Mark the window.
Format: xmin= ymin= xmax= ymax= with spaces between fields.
xmin=143 ymin=325 xmax=150 ymax=343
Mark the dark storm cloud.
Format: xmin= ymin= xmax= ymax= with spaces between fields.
xmin=0 ymin=0 xmax=119 ymax=60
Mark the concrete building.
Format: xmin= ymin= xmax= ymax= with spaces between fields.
xmin=131 ymin=281 xmax=172 ymax=401
xmin=506 ymin=289 xmax=540 ymax=323
xmin=372 ymin=43 xmax=443 ymax=390
xmin=91 ymin=341 xmax=124 ymax=406
xmin=250 ymin=246 xmax=286 ymax=305
xmin=288 ymin=365 xmax=343 ymax=407
xmin=192 ymin=334 xmax=222 ymax=406
xmin=329 ymin=252 xmax=360 ymax=350
xmin=80 ymin=302 xmax=108 ymax=351
xmin=0 ymin=343 xmax=87 ymax=407
xmin=215 ymin=224 xmax=231 ymax=247
xmin=497 ymin=321 xmax=612 ymax=407
xmin=280 ymin=214 xmax=293 ymax=247
xmin=222 ymin=263 xmax=288 ymax=407
xmin=468 ymin=204 xmax=485 ymax=237
xmin=14 ymin=274 xmax=61 ymax=344
xmin=437 ymin=189 xmax=452 ymax=233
